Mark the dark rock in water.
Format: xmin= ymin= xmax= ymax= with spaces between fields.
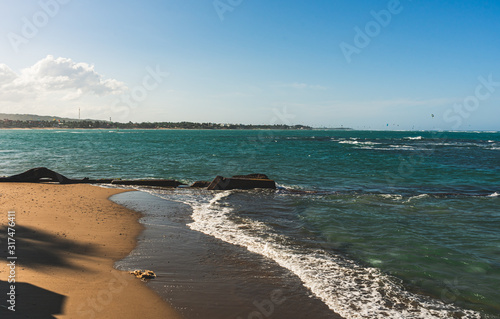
xmin=84 ymin=179 xmax=114 ymax=184
xmin=0 ymin=167 xmax=70 ymax=183
xmin=111 ymin=179 xmax=184 ymax=187
xmin=0 ymin=168 xmax=271 ymax=190
xmin=231 ymin=173 xmax=270 ymax=180
xmin=190 ymin=181 xmax=211 ymax=188
xmin=0 ymin=167 xmax=93 ymax=184
xmin=207 ymin=174 xmax=276 ymax=190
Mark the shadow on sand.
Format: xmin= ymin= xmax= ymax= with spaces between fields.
xmin=0 ymin=225 xmax=96 ymax=270
xmin=0 ymin=281 xmax=66 ymax=318
xmin=0 ymin=225 xmax=97 ymax=317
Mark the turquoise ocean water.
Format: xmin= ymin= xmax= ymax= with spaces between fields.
xmin=1 ymin=129 xmax=498 ymax=318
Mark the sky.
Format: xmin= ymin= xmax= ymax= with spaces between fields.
xmin=0 ymin=0 xmax=499 ymax=130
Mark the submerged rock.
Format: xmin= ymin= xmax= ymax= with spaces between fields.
xmin=231 ymin=173 xmax=270 ymax=180
xmin=111 ymin=179 xmax=184 ymax=187
xmin=207 ymin=174 xmax=276 ymax=190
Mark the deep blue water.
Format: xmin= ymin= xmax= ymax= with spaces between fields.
xmin=1 ymin=129 xmax=499 ymax=318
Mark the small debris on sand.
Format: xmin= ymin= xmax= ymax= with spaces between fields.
xmin=130 ymin=270 xmax=157 ymax=280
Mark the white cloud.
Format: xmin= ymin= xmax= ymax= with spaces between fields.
xmin=0 ymin=64 xmax=17 ymax=86
xmin=0 ymin=55 xmax=128 ymax=117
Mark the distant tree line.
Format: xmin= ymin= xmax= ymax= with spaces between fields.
xmin=0 ymin=119 xmax=311 ymax=130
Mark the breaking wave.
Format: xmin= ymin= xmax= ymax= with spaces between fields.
xmin=184 ymin=191 xmax=481 ymax=319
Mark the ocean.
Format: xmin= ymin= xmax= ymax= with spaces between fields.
xmin=0 ymin=129 xmax=498 ymax=318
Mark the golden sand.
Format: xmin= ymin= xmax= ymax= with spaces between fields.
xmin=0 ymin=183 xmax=180 ymax=318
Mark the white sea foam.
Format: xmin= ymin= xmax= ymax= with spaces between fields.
xmin=404 ymin=194 xmax=430 ymax=203
xmin=184 ymin=191 xmax=481 ymax=319
xmin=380 ymin=194 xmax=403 ymax=201
xmin=341 ymin=137 xmax=499 ymax=152
xmin=339 ymin=140 xmax=360 ymax=145
xmin=405 ymin=136 xmax=423 ymax=140
xmin=339 ymin=140 xmax=380 ymax=146
xmin=488 ymin=192 xmax=499 ymax=197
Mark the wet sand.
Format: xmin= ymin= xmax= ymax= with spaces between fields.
xmin=0 ymin=183 xmax=180 ymax=319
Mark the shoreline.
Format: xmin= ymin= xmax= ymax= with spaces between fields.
xmin=0 ymin=127 xmax=312 ymax=131
xmin=0 ymin=183 xmax=180 ymax=318
xmin=1 ymin=128 xmax=497 ymax=132
xmin=112 ymin=190 xmax=343 ymax=319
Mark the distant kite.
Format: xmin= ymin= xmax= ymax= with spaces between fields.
xmin=431 ymin=114 xmax=435 ymax=118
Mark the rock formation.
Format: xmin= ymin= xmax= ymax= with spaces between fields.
xmin=0 ymin=167 xmax=88 ymax=184
xmin=0 ymin=168 xmax=276 ymax=190
xmin=111 ymin=179 xmax=184 ymax=187
xmin=190 ymin=181 xmax=211 ymax=188
xmin=207 ymin=174 xmax=276 ymax=190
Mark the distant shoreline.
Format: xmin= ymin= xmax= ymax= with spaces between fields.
xmin=0 ymin=113 xmax=313 ymax=130
xmin=0 ymin=121 xmax=313 ymax=130
xmin=2 ymin=127 xmax=498 ymax=132
xmin=0 ymin=127 xmax=318 ymax=130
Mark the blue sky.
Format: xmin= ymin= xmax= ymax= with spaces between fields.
xmin=0 ymin=0 xmax=499 ymax=130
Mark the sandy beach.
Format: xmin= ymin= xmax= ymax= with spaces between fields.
xmin=0 ymin=183 xmax=181 ymax=319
